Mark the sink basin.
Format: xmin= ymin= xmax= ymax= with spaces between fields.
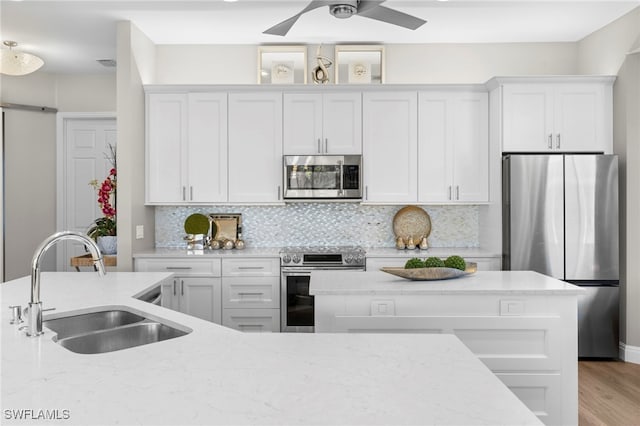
xmin=43 ymin=307 xmax=191 ymax=354
xmin=56 ymin=322 xmax=189 ymax=354
xmin=44 ymin=310 xmax=146 ymax=339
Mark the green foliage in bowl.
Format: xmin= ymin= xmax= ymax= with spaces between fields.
xmin=404 ymin=258 xmax=426 ymax=269
xmin=424 ymin=257 xmax=446 ymax=268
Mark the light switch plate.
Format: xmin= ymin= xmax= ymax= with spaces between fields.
xmin=135 ymin=225 xmax=144 ymax=239
xmin=500 ymin=299 xmax=524 ymax=316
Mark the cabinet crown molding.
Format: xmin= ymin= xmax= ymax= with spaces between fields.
xmin=485 ymin=75 xmax=616 ymax=91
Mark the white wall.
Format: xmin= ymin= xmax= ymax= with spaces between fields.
xmin=1 ymin=73 xmax=58 ymax=280
xmin=0 ymin=72 xmax=117 ymax=280
xmin=154 ymin=42 xmax=578 ymax=85
xmin=54 ymin=75 xmax=116 ymax=111
xmin=116 ymin=21 xmax=156 ymax=271
xmin=577 ymin=6 xmax=640 ymax=357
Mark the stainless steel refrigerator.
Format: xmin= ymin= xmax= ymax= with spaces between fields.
xmin=503 ymin=154 xmax=619 ymax=358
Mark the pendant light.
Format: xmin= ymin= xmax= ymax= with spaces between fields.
xmin=0 ymin=41 xmax=44 ymax=76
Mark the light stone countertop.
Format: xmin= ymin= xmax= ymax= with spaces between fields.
xmin=1 ymin=272 xmax=541 ymax=426
xmin=310 ymin=270 xmax=585 ymax=296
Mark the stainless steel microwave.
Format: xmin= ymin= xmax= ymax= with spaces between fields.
xmin=283 ymin=155 xmax=362 ymax=200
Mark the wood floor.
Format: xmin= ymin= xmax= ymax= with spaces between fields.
xmin=579 ymin=360 xmax=640 ymax=426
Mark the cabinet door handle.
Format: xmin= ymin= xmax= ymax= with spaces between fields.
xmin=181 ymin=280 xmax=184 ymax=296
xmin=317 ymin=138 xmax=321 ymax=153
xmin=173 ymin=280 xmax=177 ymax=296
xmin=238 ymin=292 xmax=263 ymax=296
xmin=166 ymin=266 xmax=192 ymax=270
xmin=548 ymin=134 xmax=553 ymax=149
xmin=365 ymin=186 xmax=368 ymax=201
xmin=456 ymin=185 xmax=460 ymax=200
xmin=325 ymin=138 xmax=328 ymax=153
xmin=277 ymin=185 xmax=281 ymax=200
xmin=238 ymin=266 xmax=265 ymax=270
xmin=190 ymin=186 xmax=194 ymax=201
xmin=182 ymin=186 xmax=186 ymax=201
xmin=448 ymin=186 xmax=452 ymax=200
xmin=556 ymin=134 xmax=561 ymax=149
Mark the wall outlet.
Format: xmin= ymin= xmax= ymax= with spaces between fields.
xmin=135 ymin=225 xmax=144 ymax=239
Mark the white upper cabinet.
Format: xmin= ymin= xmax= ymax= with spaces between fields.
xmin=146 ymin=93 xmax=187 ymax=204
xmin=362 ymin=91 xmax=417 ymax=203
xmin=188 ymin=93 xmax=228 ymax=202
xmin=228 ymin=92 xmax=283 ymax=203
xmin=501 ymin=78 xmax=613 ymax=153
xmin=418 ymin=91 xmax=489 ymax=203
xmin=146 ymin=92 xmax=227 ymax=204
xmin=283 ymin=92 xmax=362 ymax=155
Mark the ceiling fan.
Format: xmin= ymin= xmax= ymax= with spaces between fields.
xmin=263 ymin=0 xmax=427 ymax=36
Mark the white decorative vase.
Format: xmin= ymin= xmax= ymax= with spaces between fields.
xmin=97 ymin=236 xmax=117 ymax=255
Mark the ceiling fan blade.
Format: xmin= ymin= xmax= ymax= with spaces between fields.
xmin=263 ymin=0 xmax=334 ymax=36
xmin=356 ymin=4 xmax=426 ymax=30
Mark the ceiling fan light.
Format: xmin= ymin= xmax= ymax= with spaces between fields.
xmin=330 ymin=4 xmax=357 ymax=19
xmin=0 ymin=42 xmax=44 ymax=76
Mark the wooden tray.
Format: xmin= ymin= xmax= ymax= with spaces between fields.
xmin=70 ymin=254 xmax=116 ymax=271
xmin=380 ymin=263 xmax=477 ymax=281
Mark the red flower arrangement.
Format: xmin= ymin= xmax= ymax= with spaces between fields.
xmin=88 ymin=145 xmax=117 ymax=240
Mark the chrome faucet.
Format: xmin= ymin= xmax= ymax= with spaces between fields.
xmin=27 ymin=231 xmax=106 ymax=337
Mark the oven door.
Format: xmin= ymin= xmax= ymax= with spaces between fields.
xmin=281 ymin=268 xmax=315 ymax=332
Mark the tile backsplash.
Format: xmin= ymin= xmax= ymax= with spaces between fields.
xmin=155 ymin=204 xmax=479 ymax=248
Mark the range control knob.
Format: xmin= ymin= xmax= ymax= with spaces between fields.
xmin=292 ymin=254 xmax=301 ymax=264
xmin=282 ymin=254 xmax=291 ymax=264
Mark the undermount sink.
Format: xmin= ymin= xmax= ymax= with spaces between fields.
xmin=43 ymin=307 xmax=191 ymax=354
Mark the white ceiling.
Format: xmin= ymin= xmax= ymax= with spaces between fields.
xmin=1 ymin=0 xmax=639 ymax=74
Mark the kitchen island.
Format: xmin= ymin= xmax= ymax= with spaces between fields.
xmin=0 ymin=272 xmax=541 ymax=425
xmin=311 ymin=270 xmax=584 ymax=426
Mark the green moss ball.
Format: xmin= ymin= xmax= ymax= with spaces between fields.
xmin=444 ymin=255 xmax=466 ymax=271
xmin=424 ymin=257 xmax=446 ymax=268
xmin=404 ymin=258 xmax=426 ymax=269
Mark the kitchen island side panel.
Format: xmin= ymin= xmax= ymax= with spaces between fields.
xmin=312 ymin=270 xmax=580 ymax=426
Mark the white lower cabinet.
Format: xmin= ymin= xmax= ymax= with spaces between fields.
xmin=222 ymin=308 xmax=280 ymax=333
xmin=134 ymin=258 xmax=222 ymax=324
xmin=315 ymin=293 xmax=576 ymax=426
xmin=221 ymin=258 xmax=280 ymax=332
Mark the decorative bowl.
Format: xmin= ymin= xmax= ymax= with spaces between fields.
xmin=380 ymin=263 xmax=477 ymax=281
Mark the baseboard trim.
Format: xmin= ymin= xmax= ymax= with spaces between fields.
xmin=619 ymin=342 xmax=640 ymax=364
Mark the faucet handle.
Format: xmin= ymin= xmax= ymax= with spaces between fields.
xmin=8 ymin=305 xmax=23 ymax=324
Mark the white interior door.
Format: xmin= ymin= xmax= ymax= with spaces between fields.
xmin=57 ymin=115 xmax=116 ymax=271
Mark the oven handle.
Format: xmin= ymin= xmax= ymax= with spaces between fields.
xmin=281 ymin=267 xmax=365 ymax=273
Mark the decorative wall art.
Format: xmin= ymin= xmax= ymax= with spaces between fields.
xmin=258 ymin=46 xmax=307 ymax=84
xmin=335 ymin=45 xmax=385 ymax=84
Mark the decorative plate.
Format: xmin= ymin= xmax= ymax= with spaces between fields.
xmin=184 ymin=213 xmax=210 ymax=235
xmin=380 ymin=263 xmax=477 ymax=281
xmin=392 ymin=206 xmax=432 ymax=241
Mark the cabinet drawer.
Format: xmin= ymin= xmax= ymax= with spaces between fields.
xmin=223 ymin=277 xmax=279 ymax=308
xmin=135 ymin=258 xmax=221 ymax=276
xmin=222 ymin=258 xmax=280 ymax=276
xmin=222 ymin=308 xmax=280 ymax=333
xmin=496 ymin=373 xmax=562 ymax=426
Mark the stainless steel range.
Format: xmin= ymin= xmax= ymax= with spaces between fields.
xmin=280 ymin=246 xmax=366 ymax=332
